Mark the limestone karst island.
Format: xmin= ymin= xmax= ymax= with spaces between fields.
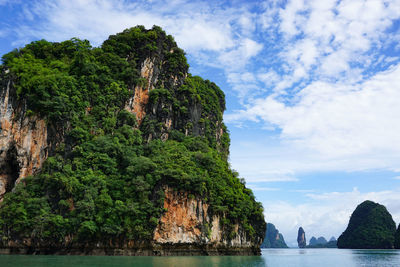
xmin=0 ymin=26 xmax=266 ymax=255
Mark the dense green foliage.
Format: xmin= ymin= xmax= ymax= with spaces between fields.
xmin=395 ymin=224 xmax=400 ymax=249
xmin=261 ymin=223 xmax=288 ymax=248
xmin=337 ymin=200 xmax=396 ymax=249
xmin=0 ymin=26 xmax=265 ymax=247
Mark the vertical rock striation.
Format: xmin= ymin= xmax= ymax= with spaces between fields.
xmin=261 ymin=223 xmax=288 ymax=248
xmin=153 ymin=186 xmax=257 ymax=253
xmin=297 ymin=227 xmax=306 ymax=248
xmin=0 ymin=73 xmax=49 ymax=199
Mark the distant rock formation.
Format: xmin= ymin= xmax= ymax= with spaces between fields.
xmin=309 ymin=236 xmax=327 ymax=246
xmin=261 ymin=223 xmax=288 ymax=248
xmin=309 ymin=236 xmax=317 ymax=246
xmin=317 ymin=237 xmax=327 ymax=244
xmin=395 ymin=224 xmax=400 ymax=249
xmin=338 ymin=200 xmax=396 ymax=249
xmin=297 ymin=227 xmax=306 ymax=248
xmin=307 ymin=236 xmax=337 ymax=248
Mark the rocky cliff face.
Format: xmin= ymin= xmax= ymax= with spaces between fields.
xmin=125 ymin=57 xmax=157 ymax=124
xmin=0 ymin=26 xmax=264 ymax=255
xmin=297 ymin=227 xmax=306 ymax=248
xmin=261 ymin=223 xmax=288 ymax=248
xmin=0 ymin=186 xmax=260 ymax=256
xmin=153 ymin=187 xmax=255 ymax=250
xmin=0 ymin=72 xmax=48 ymax=199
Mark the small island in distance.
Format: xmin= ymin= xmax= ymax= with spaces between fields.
xmin=261 ymin=223 xmax=288 ymax=248
xmin=338 ymin=200 xmax=399 ymax=249
xmin=292 ymin=200 xmax=400 ymax=250
xmin=307 ymin=236 xmax=337 ymax=248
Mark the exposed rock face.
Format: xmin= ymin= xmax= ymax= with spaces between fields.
xmin=152 ymin=187 xmax=258 ymax=254
xmin=0 ymin=74 xmax=49 ymax=199
xmin=338 ymin=200 xmax=396 ymax=249
xmin=261 ymin=223 xmax=288 ymax=248
xmin=297 ymin=227 xmax=306 ymax=248
xmin=125 ymin=57 xmax=156 ymax=124
xmin=0 ymin=186 xmax=261 ymax=255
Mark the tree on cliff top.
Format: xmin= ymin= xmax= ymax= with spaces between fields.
xmin=337 ymin=200 xmax=396 ymax=249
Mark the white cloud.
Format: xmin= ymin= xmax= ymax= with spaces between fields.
xmin=279 ymin=0 xmax=306 ymax=36
xmin=218 ymin=38 xmax=263 ymax=70
xmin=264 ymin=187 xmax=400 ymax=247
xmin=172 ymin=21 xmax=234 ymax=52
xmin=232 ymin=64 xmax=400 ymax=165
xmin=268 ymin=0 xmax=400 ymax=86
xmin=10 ymin=0 xmax=262 ymax=68
xmin=227 ymin=0 xmax=400 ymax=173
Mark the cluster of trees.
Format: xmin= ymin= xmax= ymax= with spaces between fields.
xmin=0 ymin=26 xmax=265 ymax=246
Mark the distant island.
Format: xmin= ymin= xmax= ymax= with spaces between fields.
xmin=307 ymin=236 xmax=337 ymax=248
xmin=296 ymin=227 xmax=337 ymax=248
xmin=297 ymin=200 xmax=400 ymax=250
xmin=261 ymin=223 xmax=288 ymax=248
xmin=338 ymin=200 xmax=396 ymax=249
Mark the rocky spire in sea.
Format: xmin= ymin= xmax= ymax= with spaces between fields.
xmin=297 ymin=227 xmax=306 ymax=248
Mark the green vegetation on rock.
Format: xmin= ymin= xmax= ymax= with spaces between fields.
xmin=0 ymin=26 xmax=265 ymax=248
xmin=337 ymin=200 xmax=396 ymax=249
xmin=261 ymin=223 xmax=288 ymax=248
xmin=307 ymin=236 xmax=337 ymax=248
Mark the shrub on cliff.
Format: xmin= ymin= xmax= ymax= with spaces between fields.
xmin=337 ymin=200 xmax=396 ymax=249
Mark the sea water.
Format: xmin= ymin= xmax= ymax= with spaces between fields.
xmin=1 ymin=248 xmax=400 ymax=266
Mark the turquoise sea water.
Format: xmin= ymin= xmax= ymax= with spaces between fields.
xmin=1 ymin=249 xmax=400 ymax=266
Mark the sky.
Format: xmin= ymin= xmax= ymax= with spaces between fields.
xmin=1 ymin=0 xmax=400 ymax=247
